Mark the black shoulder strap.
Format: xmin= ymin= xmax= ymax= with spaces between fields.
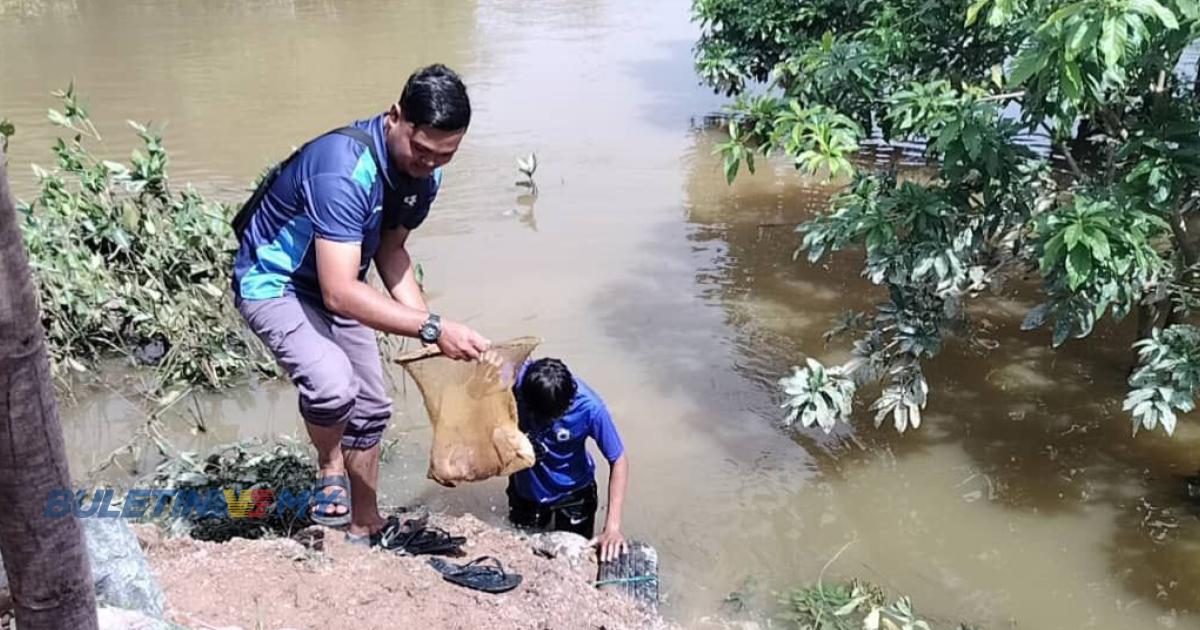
xmin=329 ymin=127 xmax=384 ymax=182
xmin=231 ymin=126 xmax=385 ymax=242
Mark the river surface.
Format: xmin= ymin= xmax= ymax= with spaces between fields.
xmin=4 ymin=1 xmax=1200 ymax=628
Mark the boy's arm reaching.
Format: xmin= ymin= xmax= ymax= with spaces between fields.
xmin=591 ymin=454 xmax=628 ymax=562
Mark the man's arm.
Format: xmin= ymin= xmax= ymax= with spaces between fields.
xmin=375 ymin=226 xmax=428 ymax=311
xmin=315 ymin=238 xmax=488 ymax=359
xmin=592 ymin=453 xmax=629 ymax=562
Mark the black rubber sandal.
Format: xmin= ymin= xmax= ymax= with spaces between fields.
xmin=309 ymin=474 xmax=351 ymax=527
xmin=428 ymin=556 xmax=522 ymax=594
xmin=400 ymin=526 xmax=466 ymax=556
xmin=367 ymin=516 xmax=428 ymax=551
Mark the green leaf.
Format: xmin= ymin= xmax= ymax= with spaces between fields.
xmin=1101 ymin=16 xmax=1125 ymax=67
xmin=1177 ymin=0 xmax=1200 ymax=20
xmin=1064 ymin=223 xmax=1083 ymax=249
xmin=966 ymin=0 xmax=991 ymax=25
xmin=864 ymin=608 xmax=882 ymax=630
xmin=1042 ymin=233 xmax=1067 ymax=270
xmin=1045 ymin=2 xmax=1089 ymax=25
xmin=1129 ymin=0 xmax=1178 ymax=28
xmin=47 ymin=109 xmax=72 ymax=129
xmin=1008 ymin=49 xmax=1049 ymax=87
xmin=1022 ymin=302 xmax=1052 ymax=330
xmin=1053 ymin=315 xmax=1073 ymax=346
xmin=1067 ymin=246 xmax=1093 ymax=289
xmin=724 ymin=152 xmax=740 ymax=185
xmin=1066 ymin=18 xmax=1101 ymax=60
xmin=1086 ymin=228 xmax=1111 ymax=261
xmin=1062 ymin=62 xmax=1084 ymax=100
xmin=962 ymin=124 xmax=982 ymax=159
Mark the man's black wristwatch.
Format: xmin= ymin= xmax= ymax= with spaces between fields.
xmin=418 ymin=313 xmax=442 ymax=344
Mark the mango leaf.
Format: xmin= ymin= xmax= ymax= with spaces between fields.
xmin=1022 ymin=302 xmax=1052 ymax=330
xmin=1066 ymin=246 xmax=1093 ymax=289
xmin=1066 ymin=18 xmax=1100 ymax=59
xmin=966 ymin=0 xmax=991 ymax=25
xmin=47 ymin=109 xmax=73 ymax=129
xmin=1129 ymin=0 xmax=1178 ymax=29
xmin=834 ymin=594 xmax=868 ymax=616
xmin=1007 ymin=49 xmax=1049 ymax=87
xmin=962 ymin=124 xmax=982 ymax=159
xmin=864 ymin=608 xmax=882 ymax=630
xmin=1084 ymin=228 xmax=1111 ymax=261
xmin=1063 ymin=224 xmax=1083 ymax=250
xmin=1045 ymin=1 xmax=1089 ymax=25
xmin=1177 ymin=0 xmax=1200 ymax=20
xmin=1100 ymin=17 xmax=1126 ymax=67
xmin=1062 ymin=62 xmax=1084 ymax=101
xmin=724 ymin=152 xmax=740 ymax=185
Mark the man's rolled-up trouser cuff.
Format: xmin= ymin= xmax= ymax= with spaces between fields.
xmin=299 ymin=398 xmax=356 ymax=427
xmin=340 ymin=413 xmax=391 ymax=450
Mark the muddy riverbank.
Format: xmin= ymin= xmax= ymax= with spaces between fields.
xmin=142 ymin=514 xmax=668 ymax=630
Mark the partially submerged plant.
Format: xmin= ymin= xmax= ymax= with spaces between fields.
xmin=779 ymin=358 xmax=858 ymax=433
xmin=146 ymin=437 xmax=317 ymax=542
xmin=516 ymin=152 xmax=538 ymax=196
xmin=781 ymin=579 xmax=978 ymax=630
xmin=19 ymin=85 xmax=273 ymax=392
xmin=0 ymin=117 xmax=13 ymax=153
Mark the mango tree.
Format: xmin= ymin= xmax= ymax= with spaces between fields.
xmin=694 ymin=0 xmax=1200 ymax=435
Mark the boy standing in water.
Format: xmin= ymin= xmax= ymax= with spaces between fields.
xmin=508 ymin=358 xmax=630 ymax=561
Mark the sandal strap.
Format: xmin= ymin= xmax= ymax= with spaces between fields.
xmin=314 ymin=474 xmax=349 ymax=489
xmin=311 ymin=475 xmax=351 ymax=509
xmin=463 ymin=556 xmax=505 ymax=573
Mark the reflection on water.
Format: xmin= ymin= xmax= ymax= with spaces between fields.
xmin=5 ymin=1 xmax=1200 ymax=628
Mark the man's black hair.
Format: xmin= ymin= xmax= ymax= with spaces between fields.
xmin=399 ymin=64 xmax=471 ymax=131
xmin=519 ymin=358 xmax=577 ymax=425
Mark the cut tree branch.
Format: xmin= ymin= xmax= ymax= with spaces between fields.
xmin=980 ymin=91 xmax=1026 ymax=102
xmin=1172 ymin=196 xmax=1199 ymax=267
xmin=1055 ymin=141 xmax=1086 ymax=180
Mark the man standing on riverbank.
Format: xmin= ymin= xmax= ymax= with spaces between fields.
xmin=230 ymin=64 xmax=490 ymax=546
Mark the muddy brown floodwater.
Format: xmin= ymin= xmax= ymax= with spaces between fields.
xmin=4 ymin=0 xmax=1200 ymax=628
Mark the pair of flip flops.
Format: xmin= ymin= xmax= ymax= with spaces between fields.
xmin=379 ymin=516 xmax=466 ymax=555
xmin=427 ymin=556 xmax=523 ymax=594
xmin=347 ymin=515 xmax=467 ymax=556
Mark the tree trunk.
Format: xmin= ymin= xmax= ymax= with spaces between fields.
xmin=0 ymin=149 xmax=98 ymax=628
xmin=1136 ymin=302 xmax=1162 ymax=341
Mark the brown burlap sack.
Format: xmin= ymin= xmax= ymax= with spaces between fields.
xmin=395 ymin=337 xmax=539 ymax=487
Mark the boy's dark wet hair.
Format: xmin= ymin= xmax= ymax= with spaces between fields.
xmin=519 ymin=358 xmax=577 ymax=426
xmin=399 ymin=64 xmax=471 ymax=131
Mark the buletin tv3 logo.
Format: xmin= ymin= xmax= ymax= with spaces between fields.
xmin=223 ymin=489 xmax=275 ymax=519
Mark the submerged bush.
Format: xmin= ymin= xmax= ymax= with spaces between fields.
xmin=16 ymin=84 xmax=272 ymax=391
xmin=782 ymin=579 xmax=979 ymax=630
xmin=147 ymin=438 xmax=316 ymax=542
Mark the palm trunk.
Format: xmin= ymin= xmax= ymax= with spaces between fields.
xmin=0 ymin=149 xmax=97 ymax=628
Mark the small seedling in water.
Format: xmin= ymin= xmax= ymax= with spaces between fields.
xmin=516 ymin=152 xmax=538 ymax=196
xmin=0 ymin=118 xmax=13 ymax=154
